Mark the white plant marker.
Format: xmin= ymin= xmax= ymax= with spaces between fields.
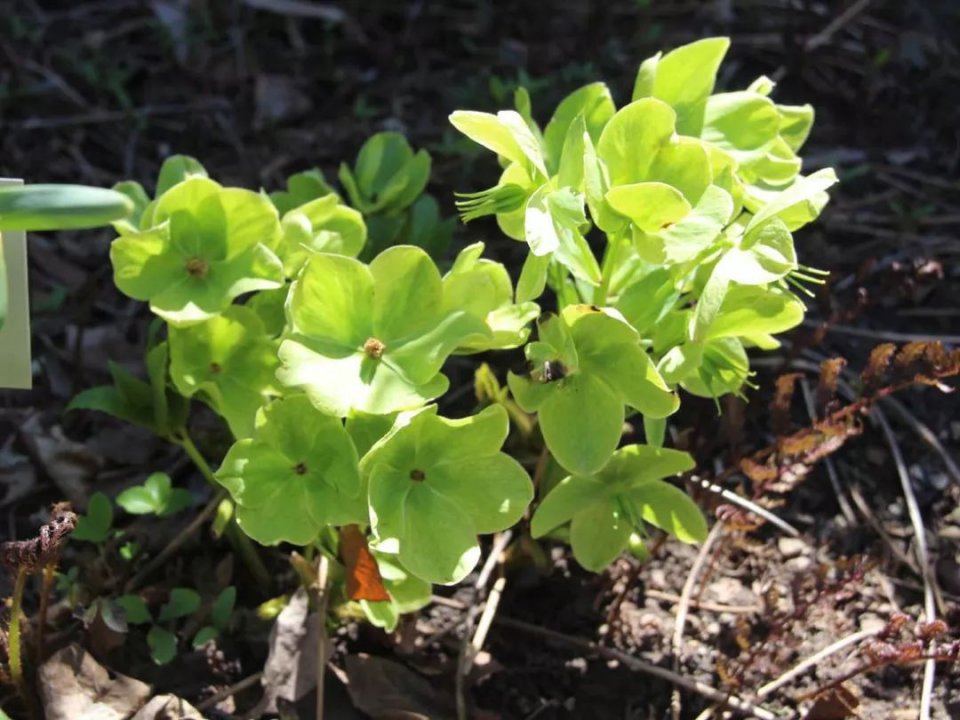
xmin=0 ymin=178 xmax=32 ymax=389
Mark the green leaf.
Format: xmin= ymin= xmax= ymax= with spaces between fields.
xmin=538 ymin=373 xmax=623 ymax=476
xmin=646 ymin=138 xmax=713 ymax=204
xmin=597 ymin=98 xmax=676 ymax=186
xmin=777 ymin=104 xmax=815 ymax=153
xmin=269 ymin=169 xmax=336 ymax=216
xmin=530 ymin=475 xmax=605 ymax=538
xmin=605 ymin=182 xmax=691 ymax=234
xmin=641 ymin=185 xmax=733 ymax=264
xmin=211 ymin=586 xmax=236 ymax=629
xmin=525 ymin=186 xmax=601 ymax=284
xmin=155 ymin=155 xmax=208 ymax=197
xmin=702 ymin=92 xmax=782 ymax=166
xmin=67 ymin=363 xmax=157 ymax=432
xmin=216 ymin=394 xmax=365 ymax=545
xmin=744 ymin=168 xmax=838 ymax=234
xmin=116 ymin=472 xmax=192 ymax=517
xmin=192 ymin=626 xmax=218 ymax=648
xmin=615 ymin=269 xmax=680 ymax=335
xmin=158 ymin=588 xmax=201 ymax=622
xmin=706 ymin=286 xmax=805 ymax=340
xmin=543 ymin=83 xmax=615 ymax=173
xmin=569 ymin=498 xmax=631 ymax=571
xmin=628 ymin=480 xmax=708 ymax=543
xmin=116 ymin=594 xmax=152 ymax=625
xmin=516 ymin=252 xmax=550 ymax=304
xmin=72 ymin=492 xmax=113 ymax=543
xmin=147 ymin=625 xmax=178 ymax=665
xmin=632 ymin=37 xmax=730 ymax=136
xmin=449 ymin=110 xmax=548 ymax=178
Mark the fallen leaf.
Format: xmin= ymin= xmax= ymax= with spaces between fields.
xmin=255 ymin=74 xmax=313 ymax=129
xmin=38 ymin=644 xmax=151 ymax=720
xmin=340 ymin=524 xmax=390 ymax=602
xmin=255 ymin=588 xmax=327 ymax=714
xmin=804 ymin=682 xmax=860 ymax=719
xmin=132 ymin=695 xmax=203 ymax=720
xmin=20 ymin=416 xmax=101 ymax=506
xmin=343 ymin=654 xmax=455 ymax=720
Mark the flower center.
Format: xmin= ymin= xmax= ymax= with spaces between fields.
xmin=185 ymin=257 xmax=209 ymax=279
xmin=209 ymin=362 xmax=222 ymax=374
xmin=294 ymin=462 xmax=308 ymax=475
xmin=409 ymin=469 xmax=426 ymax=482
xmin=363 ymin=337 xmax=386 ymax=359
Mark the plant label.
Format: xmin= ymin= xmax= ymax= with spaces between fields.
xmin=0 ymin=178 xmax=32 ymax=389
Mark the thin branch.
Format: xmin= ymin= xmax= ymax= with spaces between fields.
xmin=802 ymin=319 xmax=960 ymax=345
xmin=691 ymin=476 xmax=805 ymax=539
xmin=757 ymin=627 xmax=883 ymax=698
xmin=495 ymin=616 xmax=779 ymax=720
xmin=123 ymin=490 xmax=225 ymax=593
xmin=800 ymin=379 xmax=857 ymax=523
xmin=196 ymin=672 xmax=264 ymax=712
xmin=804 ymin=0 xmax=874 ymax=52
xmin=672 ymin=523 xmax=725 ymax=720
xmin=874 ymin=408 xmax=937 ymax=720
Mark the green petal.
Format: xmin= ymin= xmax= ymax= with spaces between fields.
xmin=543 ymin=82 xmax=615 ymax=172
xmin=370 ymin=246 xmax=443 ymax=341
xmin=277 ymin=339 xmax=448 ymax=416
xmin=569 ymin=498 xmax=631 ymax=571
xmin=429 ymin=454 xmax=532 ymax=534
xmin=707 ymin=285 xmax=805 ymax=340
xmin=530 ymin=475 xmax=606 ymax=537
xmin=400 ymin=486 xmax=481 ymax=585
xmin=287 ymin=252 xmax=373 ymax=347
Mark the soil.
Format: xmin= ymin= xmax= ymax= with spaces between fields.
xmin=1 ymin=1 xmax=959 ymax=719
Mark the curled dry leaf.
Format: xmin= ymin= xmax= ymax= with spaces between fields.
xmin=38 ymin=644 xmax=151 ymax=720
xmin=340 ymin=524 xmax=390 ymax=602
xmin=255 ymin=587 xmax=328 ymax=714
xmin=132 ymin=694 xmax=203 ymax=720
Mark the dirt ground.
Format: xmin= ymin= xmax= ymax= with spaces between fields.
xmin=1 ymin=1 xmax=959 ymax=718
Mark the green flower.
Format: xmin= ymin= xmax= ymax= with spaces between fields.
xmin=215 ymin=395 xmax=364 ymax=545
xmin=276 ymin=193 xmax=366 ymax=276
xmin=360 ymin=404 xmax=532 ymax=584
xmin=277 ymin=245 xmax=489 ymax=416
xmin=531 ymin=444 xmax=705 ymax=571
xmin=360 ymin=554 xmax=432 ymax=632
xmin=508 ymin=306 xmax=678 ymax=476
xmin=168 ymin=306 xmax=280 ymax=439
xmin=110 ymin=177 xmax=284 ymax=326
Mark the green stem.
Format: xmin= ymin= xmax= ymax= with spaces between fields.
xmin=593 ymin=232 xmax=624 ymax=306
xmin=8 ymin=568 xmax=27 ymax=693
xmin=177 ymin=433 xmax=271 ymax=590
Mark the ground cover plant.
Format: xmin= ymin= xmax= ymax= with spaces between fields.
xmin=1 ymin=5 xmax=959 ymax=719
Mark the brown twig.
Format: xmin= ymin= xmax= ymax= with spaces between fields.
xmin=671 ymin=523 xmax=725 ymax=720
xmin=196 ymin=672 xmax=264 ymax=712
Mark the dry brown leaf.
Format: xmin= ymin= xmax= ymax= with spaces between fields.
xmin=343 ymin=654 xmax=455 ymax=720
xmin=38 ymin=644 xmax=151 ymax=720
xmin=132 ymin=695 xmax=203 ymax=720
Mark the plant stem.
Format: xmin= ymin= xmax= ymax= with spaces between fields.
xmin=314 ymin=554 xmax=330 ymax=720
xmin=177 ymin=433 xmax=271 ymax=590
xmin=36 ymin=562 xmax=56 ymax=661
xmin=593 ymin=232 xmax=624 ymax=306
xmin=8 ymin=567 xmax=28 ymax=695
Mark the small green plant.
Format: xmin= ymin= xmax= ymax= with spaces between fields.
xmin=66 ymin=37 xmax=835 ymax=635
xmin=115 ymin=587 xmax=211 ymax=664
